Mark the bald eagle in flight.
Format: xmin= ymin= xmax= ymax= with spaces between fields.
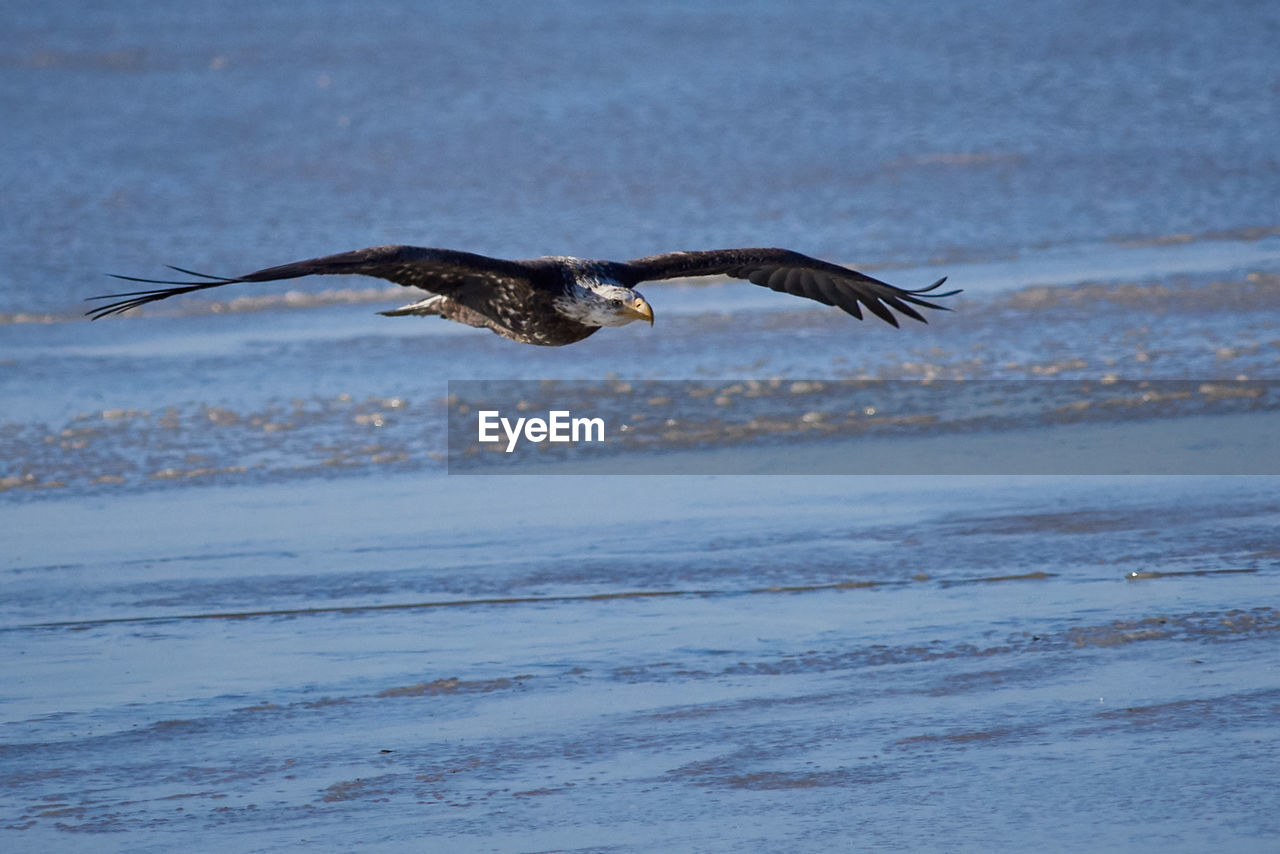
xmin=88 ymin=245 xmax=959 ymax=347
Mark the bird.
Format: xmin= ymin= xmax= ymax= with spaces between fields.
xmin=87 ymin=245 xmax=960 ymax=347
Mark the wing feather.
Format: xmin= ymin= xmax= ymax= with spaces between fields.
xmin=88 ymin=245 xmax=533 ymax=319
xmin=620 ymin=248 xmax=959 ymax=326
xmin=808 ymin=272 xmax=842 ymax=309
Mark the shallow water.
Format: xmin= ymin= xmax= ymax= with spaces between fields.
xmin=3 ymin=1 xmax=1280 ymax=852
xmin=5 ymin=475 xmax=1280 ymax=853
xmin=5 ymin=0 xmax=1280 ymax=316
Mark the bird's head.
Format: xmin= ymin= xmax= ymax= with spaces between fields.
xmin=593 ymin=283 xmax=655 ymax=327
xmin=556 ymin=276 xmax=655 ymax=328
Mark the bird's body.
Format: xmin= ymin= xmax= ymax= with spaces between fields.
xmin=89 ymin=245 xmax=959 ymax=346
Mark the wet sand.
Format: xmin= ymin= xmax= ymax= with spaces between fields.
xmin=3 ymin=243 xmax=1280 ymax=853
xmin=4 ymin=474 xmax=1279 ymax=852
xmin=4 ymin=236 xmax=1280 ymax=854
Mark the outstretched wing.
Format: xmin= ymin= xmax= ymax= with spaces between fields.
xmin=619 ymin=248 xmax=959 ymax=327
xmin=87 ymin=245 xmax=533 ymax=319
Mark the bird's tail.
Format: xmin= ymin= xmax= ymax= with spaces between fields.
xmin=378 ymin=295 xmax=448 ymax=318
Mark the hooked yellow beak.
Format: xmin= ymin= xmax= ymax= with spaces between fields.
xmin=624 ymin=296 xmax=654 ymax=326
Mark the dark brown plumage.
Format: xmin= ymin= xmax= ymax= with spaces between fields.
xmin=88 ymin=245 xmax=959 ymax=346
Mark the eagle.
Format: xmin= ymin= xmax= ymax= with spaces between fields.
xmin=88 ymin=245 xmax=959 ymax=347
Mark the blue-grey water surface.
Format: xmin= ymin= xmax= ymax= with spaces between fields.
xmin=5 ymin=0 xmax=1280 ymax=316
xmin=3 ymin=2 xmax=1279 ymax=852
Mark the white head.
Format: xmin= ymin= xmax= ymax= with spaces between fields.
xmin=554 ymin=273 xmax=655 ymax=329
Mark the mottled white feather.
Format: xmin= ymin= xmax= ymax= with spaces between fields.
xmin=551 ymin=266 xmax=649 ymax=327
